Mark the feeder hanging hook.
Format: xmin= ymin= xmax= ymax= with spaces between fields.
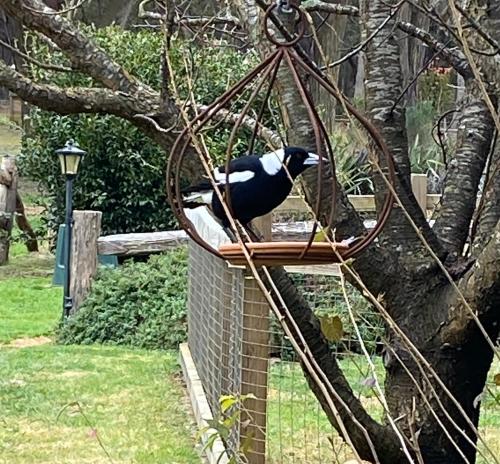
xmin=278 ymin=0 xmax=294 ymax=14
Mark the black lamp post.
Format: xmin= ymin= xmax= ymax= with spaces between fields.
xmin=56 ymin=139 xmax=86 ymax=319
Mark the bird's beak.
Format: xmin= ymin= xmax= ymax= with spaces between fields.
xmin=304 ymin=153 xmax=321 ymax=166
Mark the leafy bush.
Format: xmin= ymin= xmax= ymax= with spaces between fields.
xmin=57 ymin=248 xmax=188 ymax=350
xmin=19 ymin=27 xmax=261 ymax=235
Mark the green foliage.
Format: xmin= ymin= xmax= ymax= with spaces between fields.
xmin=19 ymin=27 xmax=261 ymax=235
xmin=199 ymin=393 xmax=257 ymax=463
xmin=57 ymin=248 xmax=188 ymax=350
xmin=406 ymin=100 xmax=445 ymax=180
xmin=330 ymin=131 xmax=372 ymax=194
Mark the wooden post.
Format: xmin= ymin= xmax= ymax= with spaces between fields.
xmin=70 ymin=210 xmax=102 ymax=313
xmin=240 ymin=276 xmax=270 ymax=464
xmin=411 ymin=173 xmax=428 ymax=215
xmin=253 ymin=213 xmax=272 ymax=241
xmin=0 ymin=156 xmax=18 ymax=264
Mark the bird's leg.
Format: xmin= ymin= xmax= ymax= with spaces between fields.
xmin=222 ymin=226 xmax=238 ymax=243
xmin=243 ymin=223 xmax=264 ymax=242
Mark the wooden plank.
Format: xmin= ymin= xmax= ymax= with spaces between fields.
xmin=278 ymin=191 xmax=442 ymax=214
xmin=240 ymin=276 xmax=270 ymax=464
xmin=0 ymin=156 xmax=17 ymax=264
xmin=70 ymin=211 xmax=102 ymax=313
xmin=97 ymin=230 xmax=188 ymax=256
xmin=411 ymin=173 xmax=427 ymax=214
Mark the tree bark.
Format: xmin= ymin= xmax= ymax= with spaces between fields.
xmin=0 ymin=155 xmax=17 ymax=264
xmin=15 ymin=192 xmax=38 ymax=252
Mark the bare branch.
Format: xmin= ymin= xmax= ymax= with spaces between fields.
xmin=433 ymin=91 xmax=495 ymax=258
xmin=0 ymin=61 xmax=156 ymax=117
xmin=0 ymin=0 xmax=149 ymax=95
xmin=397 ymin=21 xmax=473 ymax=79
xmin=198 ymin=104 xmax=281 ymax=149
xmin=301 ymin=0 xmax=359 ymax=16
xmin=23 ymin=0 xmax=90 ymax=16
xmin=0 ymin=37 xmax=73 ymax=72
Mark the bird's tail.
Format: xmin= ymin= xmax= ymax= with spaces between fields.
xmin=181 ymin=181 xmax=214 ymax=209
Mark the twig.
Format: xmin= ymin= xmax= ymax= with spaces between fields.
xmin=0 ymin=38 xmax=73 ymax=73
xmin=322 ymin=6 xmax=401 ymax=71
xmin=390 ymin=43 xmax=452 ymax=113
xmin=23 ymin=0 xmax=90 ymax=16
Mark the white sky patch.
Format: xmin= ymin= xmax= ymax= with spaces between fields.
xmin=213 ymin=169 xmax=255 ymax=184
xmin=259 ymin=148 xmax=285 ymax=175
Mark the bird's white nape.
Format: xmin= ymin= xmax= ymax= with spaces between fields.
xmin=213 ymin=168 xmax=255 ymax=184
xmin=259 ymin=148 xmax=285 ymax=175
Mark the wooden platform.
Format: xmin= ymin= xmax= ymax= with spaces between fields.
xmin=219 ymin=241 xmax=349 ymax=266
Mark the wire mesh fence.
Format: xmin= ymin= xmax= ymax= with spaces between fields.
xmin=187 ymin=239 xmax=386 ymax=463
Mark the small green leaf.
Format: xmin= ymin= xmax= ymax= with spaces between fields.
xmin=494 ymin=373 xmax=500 ymax=386
xmin=320 ymin=315 xmax=344 ymax=342
xmin=220 ymin=395 xmax=237 ymax=413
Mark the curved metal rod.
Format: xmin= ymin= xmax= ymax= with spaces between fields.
xmin=167 ymin=51 xmax=283 ymax=257
xmin=263 ymin=3 xmax=306 ymax=47
xmin=282 ymin=48 xmax=323 ymax=259
xmin=292 ymin=49 xmax=397 ymax=259
xmin=166 ymin=7 xmax=397 ymax=264
xmin=223 ymin=50 xmax=285 ymax=233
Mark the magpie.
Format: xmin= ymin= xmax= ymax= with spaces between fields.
xmin=182 ymin=146 xmax=320 ymax=227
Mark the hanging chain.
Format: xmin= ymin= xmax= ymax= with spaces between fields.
xmin=277 ymin=0 xmax=294 ymax=14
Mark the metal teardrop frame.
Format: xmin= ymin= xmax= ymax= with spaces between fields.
xmin=167 ymin=3 xmax=396 ymax=265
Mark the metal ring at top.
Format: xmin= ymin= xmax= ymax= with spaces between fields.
xmin=264 ymin=3 xmax=306 ymax=47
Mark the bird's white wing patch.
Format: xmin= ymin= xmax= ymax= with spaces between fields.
xmin=213 ymin=169 xmax=255 ymax=184
xmin=259 ymin=148 xmax=285 ymax=175
xmin=183 ymin=191 xmax=213 ymax=205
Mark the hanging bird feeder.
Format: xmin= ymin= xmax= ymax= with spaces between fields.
xmin=167 ymin=2 xmax=396 ymax=267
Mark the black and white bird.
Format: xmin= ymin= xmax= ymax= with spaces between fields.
xmin=182 ymin=146 xmax=320 ymax=227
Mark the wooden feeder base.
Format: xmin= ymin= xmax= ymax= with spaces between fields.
xmin=218 ymin=241 xmax=349 ymax=266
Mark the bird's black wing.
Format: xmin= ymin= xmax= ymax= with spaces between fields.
xmin=214 ymin=155 xmax=261 ymax=176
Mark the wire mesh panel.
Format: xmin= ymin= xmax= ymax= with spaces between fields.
xmin=187 ymin=239 xmax=385 ymax=463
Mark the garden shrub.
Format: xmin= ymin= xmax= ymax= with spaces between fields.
xmin=57 ymin=248 xmax=188 ymax=350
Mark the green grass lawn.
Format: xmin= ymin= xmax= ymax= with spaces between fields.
xmin=0 ymin=238 xmax=200 ymax=463
xmin=267 ymin=358 xmax=500 ymax=464
xmin=0 ymin=345 xmax=199 ymax=464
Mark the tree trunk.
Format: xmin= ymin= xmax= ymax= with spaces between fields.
xmin=0 ymin=155 xmax=17 ymax=264
xmin=380 ymin=275 xmax=494 ymax=462
xmin=15 ymin=192 xmax=38 ymax=252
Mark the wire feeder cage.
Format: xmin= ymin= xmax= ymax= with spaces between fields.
xmin=167 ymin=3 xmax=397 ymax=267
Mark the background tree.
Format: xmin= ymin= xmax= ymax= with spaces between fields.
xmin=0 ymin=1 xmax=498 ymax=463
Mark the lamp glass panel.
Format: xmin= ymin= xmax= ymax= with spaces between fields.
xmin=59 ymin=154 xmax=81 ymax=175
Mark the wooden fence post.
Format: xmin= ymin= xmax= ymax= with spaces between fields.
xmin=411 ymin=173 xmax=428 ymax=215
xmin=70 ymin=210 xmax=102 ymax=313
xmin=0 ymin=156 xmax=18 ymax=264
xmin=240 ymin=276 xmax=270 ymax=464
xmin=253 ymin=213 xmax=272 ymax=241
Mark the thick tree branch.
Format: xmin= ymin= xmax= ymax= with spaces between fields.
xmin=265 ymin=267 xmax=407 ymax=463
xmin=433 ymin=88 xmax=495 ymax=259
xmin=0 ymin=0 xmax=149 ymax=95
xmin=397 ymin=21 xmax=473 ymax=79
xmin=301 ymin=0 xmax=360 ymax=16
xmin=364 ymin=1 xmax=444 ymax=259
xmin=0 ymin=61 xmax=156 ymax=116
xmin=442 ymin=220 xmax=500 ymax=345
xmin=472 ymin=135 xmax=500 ymax=255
